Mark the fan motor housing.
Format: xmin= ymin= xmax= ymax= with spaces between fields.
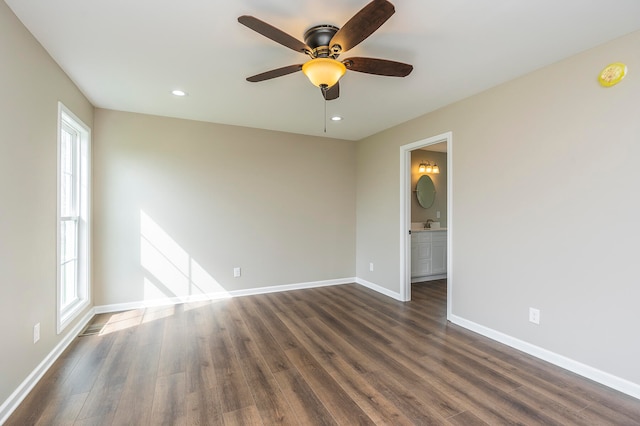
xmin=304 ymin=25 xmax=339 ymax=57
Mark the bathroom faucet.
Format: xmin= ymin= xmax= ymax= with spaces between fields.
xmin=424 ymin=219 xmax=434 ymax=229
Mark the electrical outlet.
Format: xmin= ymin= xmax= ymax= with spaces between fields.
xmin=436 ymin=211 xmax=441 ymax=219
xmin=233 ymin=267 xmax=241 ymax=278
xmin=33 ymin=323 xmax=40 ymax=343
xmin=369 ymin=262 xmax=374 ymax=272
xmin=529 ymin=308 xmax=540 ymax=325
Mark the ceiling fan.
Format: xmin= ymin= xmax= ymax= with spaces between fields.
xmin=238 ymin=0 xmax=413 ymax=101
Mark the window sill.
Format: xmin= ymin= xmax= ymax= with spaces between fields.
xmin=57 ymin=298 xmax=91 ymax=334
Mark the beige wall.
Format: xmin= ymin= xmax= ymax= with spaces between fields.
xmin=411 ymin=151 xmax=447 ymax=226
xmin=0 ymin=1 xmax=94 ymax=406
xmin=92 ymin=109 xmax=356 ymax=306
xmin=356 ymin=30 xmax=640 ymax=385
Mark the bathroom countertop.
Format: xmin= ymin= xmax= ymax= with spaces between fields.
xmin=412 ymin=228 xmax=447 ymax=232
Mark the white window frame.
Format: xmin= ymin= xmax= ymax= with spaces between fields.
xmin=57 ymin=102 xmax=91 ymax=333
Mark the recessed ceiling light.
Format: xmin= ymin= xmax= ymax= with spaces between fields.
xmin=171 ymin=89 xmax=187 ymax=96
xmin=330 ymin=116 xmax=343 ymax=121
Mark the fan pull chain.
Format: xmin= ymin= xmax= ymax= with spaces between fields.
xmin=319 ymin=84 xmax=329 ymax=133
xmin=324 ymin=95 xmax=327 ymax=133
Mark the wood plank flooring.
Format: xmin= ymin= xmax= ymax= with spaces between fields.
xmin=7 ymin=280 xmax=640 ymax=425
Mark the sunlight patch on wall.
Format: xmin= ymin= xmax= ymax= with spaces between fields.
xmin=143 ymin=277 xmax=170 ymax=301
xmin=140 ymin=210 xmax=228 ymax=302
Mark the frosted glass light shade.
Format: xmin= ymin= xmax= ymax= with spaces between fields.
xmin=302 ymin=58 xmax=346 ymax=88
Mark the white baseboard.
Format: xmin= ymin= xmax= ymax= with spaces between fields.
xmin=229 ymin=277 xmax=356 ymax=297
xmin=449 ymin=314 xmax=640 ymax=400
xmin=95 ymin=277 xmax=356 ymax=314
xmin=0 ymin=309 xmax=95 ymax=424
xmin=355 ymin=277 xmax=403 ymax=301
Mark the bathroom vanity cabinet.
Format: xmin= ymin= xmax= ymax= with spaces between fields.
xmin=411 ymin=229 xmax=447 ymax=282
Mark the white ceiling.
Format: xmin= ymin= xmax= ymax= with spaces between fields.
xmin=6 ymin=0 xmax=640 ymax=140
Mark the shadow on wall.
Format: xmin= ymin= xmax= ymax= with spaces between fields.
xmin=140 ymin=210 xmax=230 ymax=302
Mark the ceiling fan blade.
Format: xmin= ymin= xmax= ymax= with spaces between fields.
xmin=322 ymin=83 xmax=340 ymax=101
xmin=238 ymin=15 xmax=311 ymax=54
xmin=329 ymin=0 xmax=395 ymax=54
xmin=246 ymin=64 xmax=303 ymax=82
xmin=343 ymin=57 xmax=413 ymax=77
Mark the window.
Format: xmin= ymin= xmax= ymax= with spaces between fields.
xmin=57 ymin=103 xmax=91 ymax=333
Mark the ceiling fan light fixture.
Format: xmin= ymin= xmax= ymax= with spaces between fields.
xmin=302 ymin=58 xmax=346 ymax=88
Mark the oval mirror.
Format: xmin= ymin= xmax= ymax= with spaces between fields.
xmin=416 ymin=175 xmax=436 ymax=208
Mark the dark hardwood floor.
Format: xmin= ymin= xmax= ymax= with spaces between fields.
xmin=8 ymin=280 xmax=640 ymax=425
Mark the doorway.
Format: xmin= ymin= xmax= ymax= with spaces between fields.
xmin=399 ymin=132 xmax=452 ymax=320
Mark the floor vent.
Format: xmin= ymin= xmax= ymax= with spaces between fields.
xmin=78 ymin=323 xmax=106 ymax=337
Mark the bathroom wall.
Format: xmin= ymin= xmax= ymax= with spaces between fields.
xmin=411 ymin=150 xmax=447 ymax=226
